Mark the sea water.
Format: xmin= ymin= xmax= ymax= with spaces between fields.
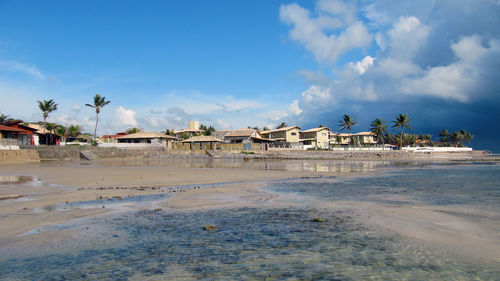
xmin=1 ymin=162 xmax=499 ymax=280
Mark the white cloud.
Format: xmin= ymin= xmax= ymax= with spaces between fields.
xmin=113 ymin=106 xmax=137 ymax=128
xmin=289 ymin=100 xmax=302 ymax=115
xmin=348 ymin=56 xmax=374 ymax=75
xmin=401 ymin=35 xmax=500 ymax=102
xmin=0 ymin=59 xmax=46 ymax=80
xmin=387 ymin=16 xmax=430 ymax=60
xmin=280 ymin=1 xmax=372 ymax=64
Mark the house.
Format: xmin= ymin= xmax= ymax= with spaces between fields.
xmin=223 ymin=128 xmax=272 ymax=144
xmin=0 ymin=125 xmax=31 ymax=147
xmin=260 ymin=126 xmax=301 ymax=145
xmin=329 ymin=132 xmax=352 ymax=147
xmin=299 ymin=127 xmax=331 ymax=149
xmin=174 ymin=129 xmax=204 ymax=140
xmin=1 ymin=121 xmax=37 ymax=145
xmin=181 ymin=135 xmax=223 ymax=150
xmin=101 ymin=132 xmax=128 ymax=143
xmin=354 ymin=132 xmax=377 ymax=145
xmin=23 ymin=123 xmax=61 ymax=145
xmin=65 ymin=134 xmax=93 ymax=144
xmin=116 ymin=132 xmax=176 ymax=148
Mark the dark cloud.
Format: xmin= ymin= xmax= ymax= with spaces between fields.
xmin=282 ymin=0 xmax=500 ymax=151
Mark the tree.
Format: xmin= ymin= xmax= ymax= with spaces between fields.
xmin=164 ymin=129 xmax=174 ymax=136
xmin=338 ymin=114 xmax=359 ymax=145
xmin=67 ymin=125 xmax=82 ymax=138
xmin=276 ymin=122 xmax=287 ymax=129
xmin=0 ymin=113 xmax=9 ymax=124
xmin=439 ymin=129 xmax=449 ymax=145
xmin=126 ymin=127 xmax=142 ymax=134
xmin=86 ymin=94 xmax=111 ymax=142
xmin=37 ymin=99 xmax=58 ymax=145
xmin=55 ymin=125 xmax=67 ymax=142
xmin=460 ymin=129 xmax=474 ymax=145
xmin=370 ymin=118 xmax=388 ymax=145
xmin=200 ymin=124 xmax=216 ymax=136
xmin=392 ymin=113 xmax=412 ymax=148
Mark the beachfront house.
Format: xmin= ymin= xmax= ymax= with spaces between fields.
xmin=101 ymin=132 xmax=128 ymax=143
xmin=1 ymin=121 xmax=38 ymax=146
xmin=329 ymin=132 xmax=352 ymax=147
xmin=260 ymin=126 xmax=301 ymax=145
xmin=181 ymin=135 xmax=223 ymax=150
xmin=116 ymin=132 xmax=177 ymax=148
xmin=23 ymin=123 xmax=61 ymax=145
xmin=355 ymin=132 xmax=377 ymax=145
xmin=299 ymin=127 xmax=331 ymax=149
xmin=223 ymin=128 xmax=272 ymax=144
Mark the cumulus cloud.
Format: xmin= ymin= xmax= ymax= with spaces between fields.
xmin=282 ymin=0 xmax=500 ymax=150
xmin=401 ymin=36 xmax=500 ymax=102
xmin=280 ymin=1 xmax=372 ymax=64
xmin=113 ymin=106 xmax=137 ymax=128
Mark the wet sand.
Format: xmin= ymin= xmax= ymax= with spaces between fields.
xmin=1 ymin=159 xmax=500 ymax=267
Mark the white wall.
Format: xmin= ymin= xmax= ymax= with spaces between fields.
xmin=402 ymin=147 xmax=472 ymax=152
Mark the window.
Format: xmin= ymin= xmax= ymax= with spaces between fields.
xmin=291 ymin=132 xmax=297 ymax=136
xmin=321 ymin=133 xmax=327 ymax=137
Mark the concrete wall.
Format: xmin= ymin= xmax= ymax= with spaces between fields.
xmin=0 ymin=150 xmax=40 ymax=164
xmin=34 ymin=146 xmax=168 ymax=160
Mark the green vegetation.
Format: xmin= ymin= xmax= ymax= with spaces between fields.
xmin=200 ymin=124 xmax=216 ymax=136
xmin=37 ymin=99 xmax=58 ymax=144
xmin=339 ymin=114 xmax=359 ymax=145
xmin=392 ymin=113 xmax=412 ymax=148
xmin=370 ymin=118 xmax=388 ymax=145
xmin=126 ymin=127 xmax=142 ymax=134
xmin=86 ymin=94 xmax=111 ymax=142
xmin=276 ymin=122 xmax=287 ymax=129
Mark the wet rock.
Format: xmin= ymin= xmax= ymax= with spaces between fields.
xmin=203 ymin=224 xmax=218 ymax=231
xmin=154 ymin=208 xmax=162 ymax=212
xmin=312 ymin=217 xmax=326 ymax=222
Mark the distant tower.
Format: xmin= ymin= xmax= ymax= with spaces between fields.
xmin=188 ymin=121 xmax=200 ymax=130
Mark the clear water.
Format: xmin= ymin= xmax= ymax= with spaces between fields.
xmin=1 ymin=162 xmax=499 ymax=280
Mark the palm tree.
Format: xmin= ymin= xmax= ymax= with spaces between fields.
xmin=338 ymin=114 xmax=359 ymax=145
xmin=126 ymin=127 xmax=142 ymax=134
xmin=86 ymin=94 xmax=111 ymax=142
xmin=392 ymin=113 xmax=412 ymax=148
xmin=37 ymin=99 xmax=58 ymax=145
xmin=67 ymin=125 xmax=82 ymax=138
xmin=439 ymin=129 xmax=449 ymax=145
xmin=459 ymin=129 xmax=473 ymax=145
xmin=276 ymin=122 xmax=287 ymax=129
xmin=370 ymin=118 xmax=388 ymax=145
xmin=55 ymin=125 xmax=67 ymax=142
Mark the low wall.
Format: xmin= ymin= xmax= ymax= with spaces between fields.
xmin=33 ymin=146 xmax=168 ymax=160
xmin=0 ymin=150 xmax=40 ymax=164
xmin=402 ymin=147 xmax=473 ymax=152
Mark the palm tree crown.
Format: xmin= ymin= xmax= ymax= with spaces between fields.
xmin=86 ymin=94 xmax=110 ymax=142
xmin=338 ymin=114 xmax=358 ymax=134
xmin=37 ymin=99 xmax=58 ymax=121
xmin=392 ymin=113 xmax=412 ymax=147
xmin=276 ymin=122 xmax=287 ymax=129
xmin=370 ymin=118 xmax=388 ymax=145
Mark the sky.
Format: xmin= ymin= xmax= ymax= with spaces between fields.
xmin=0 ymin=0 xmax=499 ymax=150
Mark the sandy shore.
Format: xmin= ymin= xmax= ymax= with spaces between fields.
xmin=1 ymin=158 xmax=499 ymax=265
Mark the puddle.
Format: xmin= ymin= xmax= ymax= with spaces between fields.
xmin=0 ymin=176 xmax=37 ymax=184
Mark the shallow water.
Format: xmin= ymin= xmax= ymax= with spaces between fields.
xmin=1 ymin=162 xmax=499 ymax=280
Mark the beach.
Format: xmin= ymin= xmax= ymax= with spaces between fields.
xmin=1 ymin=158 xmax=499 ymax=279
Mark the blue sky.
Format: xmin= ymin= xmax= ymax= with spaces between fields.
xmin=1 ymin=0 xmax=499 ymax=150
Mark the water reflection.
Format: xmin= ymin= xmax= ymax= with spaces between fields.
xmin=0 ymin=175 xmax=34 ymax=184
xmin=95 ymin=158 xmax=429 ymax=173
